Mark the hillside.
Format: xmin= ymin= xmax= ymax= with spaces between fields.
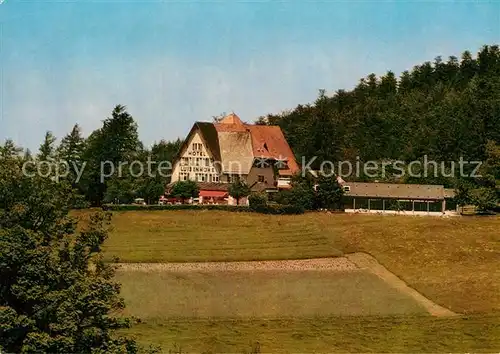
xmin=259 ymin=45 xmax=500 ymax=185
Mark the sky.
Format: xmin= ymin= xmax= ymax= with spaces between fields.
xmin=1 ymin=0 xmax=499 ymax=151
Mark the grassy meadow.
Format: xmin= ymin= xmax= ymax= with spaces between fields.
xmin=128 ymin=315 xmax=500 ymax=353
xmin=115 ymin=270 xmax=426 ymax=318
xmin=74 ymin=210 xmax=500 ymax=352
xmin=92 ymin=210 xmax=500 ymax=313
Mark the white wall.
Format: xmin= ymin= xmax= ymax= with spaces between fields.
xmin=171 ymin=129 xmax=220 ymax=183
xmin=344 ymin=209 xmax=459 ymax=217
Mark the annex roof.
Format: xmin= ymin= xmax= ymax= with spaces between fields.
xmin=343 ymin=182 xmax=446 ymax=200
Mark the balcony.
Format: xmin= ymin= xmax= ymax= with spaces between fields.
xmin=277 ymin=177 xmax=292 ymax=188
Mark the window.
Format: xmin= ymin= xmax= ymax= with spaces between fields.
xmin=258 ymin=175 xmax=265 ymax=183
xmin=228 ymin=174 xmax=240 ymax=183
xmin=205 ymin=158 xmax=210 ymax=167
xmin=343 ymin=186 xmax=351 ymax=192
xmin=212 ymin=174 xmax=220 ymax=182
xmin=192 ymin=143 xmax=202 ymax=151
xmin=196 ymin=173 xmax=204 ymax=182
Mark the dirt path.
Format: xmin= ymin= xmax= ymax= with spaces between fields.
xmin=116 ymin=253 xmax=457 ymax=317
xmin=115 ymin=257 xmax=358 ymax=272
xmin=346 ymin=252 xmax=457 ymax=317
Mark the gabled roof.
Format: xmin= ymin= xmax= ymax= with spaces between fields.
xmin=174 ymin=113 xmax=299 ymax=176
xmin=343 ymin=182 xmax=446 ymax=200
xmin=196 ymin=122 xmax=221 ymax=162
xmin=245 ymin=125 xmax=300 ymax=175
xmin=173 ymin=122 xmax=221 ymax=164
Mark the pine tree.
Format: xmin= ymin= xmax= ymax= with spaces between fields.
xmin=38 ymin=131 xmax=57 ymax=161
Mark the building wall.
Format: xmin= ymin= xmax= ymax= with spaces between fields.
xmin=171 ymin=130 xmax=221 ymax=183
xmin=344 ymin=209 xmax=459 ymax=216
xmin=246 ymin=166 xmax=276 ymax=187
xmin=342 ymin=196 xmax=449 ymax=214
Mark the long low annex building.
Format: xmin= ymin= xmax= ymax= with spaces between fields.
xmin=341 ymin=182 xmax=458 ymax=216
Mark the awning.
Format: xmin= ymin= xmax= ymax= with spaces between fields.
xmin=199 ymin=190 xmax=228 ymax=198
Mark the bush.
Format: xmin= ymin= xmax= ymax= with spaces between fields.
xmin=271 ymin=204 xmax=305 ymax=215
xmin=248 ymin=193 xmax=304 ymax=215
xmin=102 ymin=201 xmax=305 ymax=214
xmin=248 ymin=193 xmax=267 ymax=211
xmin=271 ymin=189 xmax=292 ymax=205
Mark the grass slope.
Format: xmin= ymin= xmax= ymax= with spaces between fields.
xmin=115 ymin=270 xmax=426 ymax=318
xmin=98 ymin=211 xmax=500 ymax=313
xmin=101 ymin=211 xmax=342 ymax=262
xmin=127 ymin=315 xmax=500 ymax=353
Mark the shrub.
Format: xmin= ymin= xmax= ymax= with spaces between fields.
xmin=170 ymin=180 xmax=199 ymax=203
xmin=268 ymin=204 xmax=305 ymax=215
xmin=248 ymin=193 xmax=267 ymax=211
xmin=102 ymin=201 xmax=305 ymax=214
xmin=271 ymin=189 xmax=292 ymax=205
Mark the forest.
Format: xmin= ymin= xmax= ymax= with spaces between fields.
xmin=257 ymin=45 xmax=500 ymax=209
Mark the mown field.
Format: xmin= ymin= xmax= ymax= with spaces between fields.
xmin=115 ymin=270 xmax=426 ymax=318
xmin=74 ymin=210 xmax=500 ymax=352
xmin=128 ymin=315 xmax=500 ymax=353
xmin=92 ymin=211 xmax=500 ymax=313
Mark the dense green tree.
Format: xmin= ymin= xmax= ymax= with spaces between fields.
xmin=248 ymin=193 xmax=267 ymax=210
xmin=228 ymin=180 xmax=251 ymax=205
xmin=38 ymin=131 xmax=57 ymax=161
xmin=482 ymin=140 xmax=500 ymax=186
xmin=56 ymin=124 xmax=88 ymax=204
xmin=261 ymin=45 xmax=500 ymax=178
xmin=81 ymin=105 xmax=141 ymax=206
xmin=135 ymin=139 xmax=184 ymax=204
xmin=103 ymin=175 xmax=137 ymax=205
xmin=470 ymin=187 xmax=498 ymax=213
xmin=288 ymin=173 xmax=317 ymax=211
xmin=169 ymin=180 xmax=199 ymax=203
xmin=0 ymin=152 xmax=142 ymax=353
xmin=315 ymin=175 xmax=344 ymax=210
xmin=57 ymin=124 xmax=85 ymax=162
xmin=0 ymin=139 xmax=23 ymax=159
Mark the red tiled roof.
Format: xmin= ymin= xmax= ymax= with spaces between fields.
xmin=214 ymin=113 xmax=247 ymax=133
xmin=218 ymin=113 xmax=244 ymax=125
xmin=178 ymin=113 xmax=299 ymax=176
xmin=245 ymin=125 xmax=299 ymax=175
